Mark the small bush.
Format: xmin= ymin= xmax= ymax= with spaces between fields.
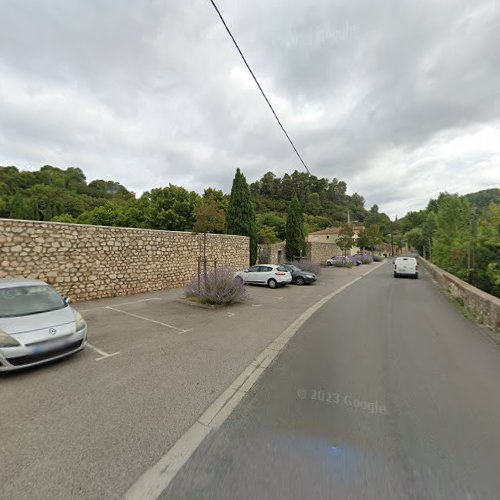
xmin=185 ymin=268 xmax=247 ymax=305
xmin=290 ymin=259 xmax=321 ymax=276
xmin=361 ymin=257 xmax=372 ymax=264
xmin=373 ymin=255 xmax=384 ymax=262
xmin=332 ymin=260 xmax=353 ymax=268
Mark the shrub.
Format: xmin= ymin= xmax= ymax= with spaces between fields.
xmin=332 ymin=259 xmax=353 ymax=268
xmin=373 ymin=255 xmax=384 ymax=262
xmin=185 ymin=268 xmax=247 ymax=305
xmin=289 ymin=259 xmax=321 ymax=276
xmin=361 ymin=257 xmax=372 ymax=264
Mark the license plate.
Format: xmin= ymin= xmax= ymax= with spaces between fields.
xmin=31 ymin=338 xmax=71 ymax=354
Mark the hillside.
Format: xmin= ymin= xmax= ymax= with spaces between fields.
xmin=0 ymin=165 xmax=392 ymax=242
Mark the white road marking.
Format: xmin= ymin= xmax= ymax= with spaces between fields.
xmin=86 ymin=342 xmax=120 ymax=361
xmin=226 ymin=312 xmax=235 ymax=317
xmin=124 ymin=261 xmax=384 ymax=500
xmin=105 ymin=306 xmax=192 ymax=334
xmin=78 ymin=297 xmax=162 ymax=313
xmin=251 ymin=304 xmax=262 ymax=307
xmin=272 ymin=296 xmax=284 ymax=300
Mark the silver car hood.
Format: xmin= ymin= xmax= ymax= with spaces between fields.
xmin=0 ymin=306 xmax=76 ymax=335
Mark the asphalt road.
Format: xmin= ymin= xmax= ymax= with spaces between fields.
xmin=161 ymin=261 xmax=500 ymax=500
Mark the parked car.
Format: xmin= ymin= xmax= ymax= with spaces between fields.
xmin=0 ymin=279 xmax=87 ymax=372
xmin=352 ymin=253 xmax=373 ymax=263
xmin=393 ymin=257 xmax=419 ymax=279
xmin=279 ymin=264 xmax=317 ymax=285
xmin=234 ymin=264 xmax=292 ymax=288
xmin=326 ymin=255 xmax=361 ymax=266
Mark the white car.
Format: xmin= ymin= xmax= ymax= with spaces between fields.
xmin=0 ymin=278 xmax=87 ymax=372
xmin=393 ymin=257 xmax=419 ymax=279
xmin=235 ymin=264 xmax=292 ymax=288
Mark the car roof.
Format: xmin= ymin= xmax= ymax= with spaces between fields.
xmin=0 ymin=278 xmax=49 ymax=289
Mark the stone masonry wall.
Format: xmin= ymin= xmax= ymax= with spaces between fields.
xmin=0 ymin=219 xmax=249 ymax=302
xmin=306 ymin=242 xmax=342 ymax=265
xmin=257 ymin=242 xmax=286 ymax=264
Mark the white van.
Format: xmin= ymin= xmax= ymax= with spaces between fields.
xmin=394 ymin=257 xmax=418 ymax=279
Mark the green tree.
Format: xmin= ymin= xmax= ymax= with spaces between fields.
xmin=147 ymin=184 xmax=201 ymax=231
xmin=193 ymin=199 xmax=225 ymax=234
xmin=258 ymin=225 xmax=278 ymax=244
xmin=226 ymin=168 xmax=258 ymax=265
xmin=475 ymin=203 xmax=500 ymax=296
xmin=432 ymin=195 xmax=472 ymax=280
xmin=285 ymin=193 xmax=306 ymax=260
xmin=336 ymin=224 xmax=355 ymax=257
xmin=9 ymin=192 xmax=29 ymax=219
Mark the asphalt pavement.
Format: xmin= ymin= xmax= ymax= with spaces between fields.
xmin=161 ymin=261 xmax=500 ymax=500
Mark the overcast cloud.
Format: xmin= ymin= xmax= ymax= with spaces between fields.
xmin=0 ymin=0 xmax=498 ymax=217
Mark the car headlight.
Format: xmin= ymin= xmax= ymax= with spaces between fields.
xmin=75 ymin=311 xmax=87 ymax=331
xmin=0 ymin=330 xmax=20 ymax=348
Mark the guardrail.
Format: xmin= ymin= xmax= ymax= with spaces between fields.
xmin=418 ymin=257 xmax=500 ymax=335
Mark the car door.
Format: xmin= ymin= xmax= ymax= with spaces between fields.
xmin=256 ymin=266 xmax=273 ymax=284
xmin=244 ymin=266 xmax=261 ymax=283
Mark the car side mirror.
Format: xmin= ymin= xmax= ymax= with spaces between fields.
xmin=64 ymin=297 xmax=71 ymax=305
xmin=244 ymin=269 xmax=249 ymax=273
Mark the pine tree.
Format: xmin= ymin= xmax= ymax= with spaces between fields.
xmin=226 ymin=168 xmax=258 ymax=265
xmin=285 ymin=193 xmax=306 ymax=260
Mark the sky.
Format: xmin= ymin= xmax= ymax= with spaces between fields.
xmin=0 ymin=0 xmax=498 ymax=218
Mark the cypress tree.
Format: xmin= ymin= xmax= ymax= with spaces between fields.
xmin=286 ymin=193 xmax=306 ymax=260
xmin=226 ymin=168 xmax=258 ymax=265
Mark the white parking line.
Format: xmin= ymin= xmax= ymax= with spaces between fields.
xmin=78 ymin=297 xmax=162 ymax=313
xmin=86 ymin=342 xmax=121 ymax=361
xmin=105 ymin=306 xmax=192 ymax=334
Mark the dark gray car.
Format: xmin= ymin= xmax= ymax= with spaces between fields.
xmin=280 ymin=264 xmax=317 ymax=285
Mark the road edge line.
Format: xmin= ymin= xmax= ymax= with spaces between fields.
xmin=124 ymin=261 xmax=385 ymax=500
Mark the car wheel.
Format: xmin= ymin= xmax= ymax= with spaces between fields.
xmin=235 ymin=276 xmax=244 ymax=284
xmin=326 ymin=261 xmax=332 ymax=266
xmin=268 ymin=278 xmax=277 ymax=289
xmin=393 ymin=272 xmax=398 ymax=278
xmin=296 ymin=276 xmax=305 ymax=286
xmin=414 ymin=274 xmax=419 ymax=279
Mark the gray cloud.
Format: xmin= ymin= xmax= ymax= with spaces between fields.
xmin=0 ymin=0 xmax=498 ymax=217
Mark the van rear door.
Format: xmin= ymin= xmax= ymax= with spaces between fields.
xmin=396 ymin=257 xmax=417 ymax=275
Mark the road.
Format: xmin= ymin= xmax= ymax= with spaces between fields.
xmin=161 ymin=261 xmax=500 ymax=500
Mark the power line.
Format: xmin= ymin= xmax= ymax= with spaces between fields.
xmin=207 ymin=0 xmax=311 ymax=175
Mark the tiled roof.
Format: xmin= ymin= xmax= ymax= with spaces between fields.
xmin=308 ymin=226 xmax=363 ymax=236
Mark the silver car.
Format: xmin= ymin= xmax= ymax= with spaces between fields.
xmin=0 ymin=279 xmax=87 ymax=372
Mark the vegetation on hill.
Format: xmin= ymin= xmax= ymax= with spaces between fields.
xmin=398 ymin=189 xmax=499 ymax=297
xmin=0 ymin=165 xmax=391 ymax=245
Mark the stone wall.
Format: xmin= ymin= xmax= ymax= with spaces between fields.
xmin=258 ymin=242 xmax=286 ymax=264
xmin=419 ymin=257 xmax=500 ymax=334
xmin=306 ymin=242 xmax=342 ymax=265
xmin=0 ymin=219 xmax=249 ymax=302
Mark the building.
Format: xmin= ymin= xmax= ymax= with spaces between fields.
xmin=306 ymin=226 xmax=363 ymax=255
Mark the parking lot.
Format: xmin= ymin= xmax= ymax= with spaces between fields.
xmin=0 ymin=262 xmax=383 ymax=500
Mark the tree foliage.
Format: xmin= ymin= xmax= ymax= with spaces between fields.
xmin=226 ymin=168 xmax=258 ymax=265
xmin=397 ymin=189 xmax=499 ymax=297
xmin=285 ymin=193 xmax=306 ymax=260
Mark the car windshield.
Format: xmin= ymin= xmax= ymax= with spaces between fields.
xmin=0 ymin=285 xmax=66 ymax=318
